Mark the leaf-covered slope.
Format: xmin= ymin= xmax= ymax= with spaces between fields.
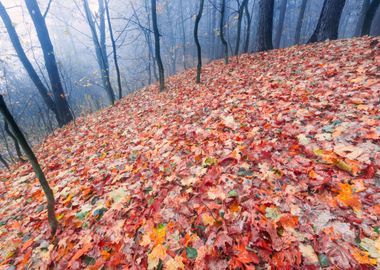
xmin=1 ymin=36 xmax=379 ymax=269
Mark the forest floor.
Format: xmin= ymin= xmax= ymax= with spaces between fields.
xmin=0 ymin=36 xmax=380 ymax=270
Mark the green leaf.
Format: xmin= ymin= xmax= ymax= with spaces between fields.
xmin=82 ymin=255 xmax=96 ymax=265
xmin=186 ymin=246 xmax=198 ymax=259
xmin=75 ymin=211 xmax=88 ymax=220
xmin=265 ymin=207 xmax=281 ymax=220
xmin=228 ymin=190 xmax=238 ymax=197
xmin=318 ymin=254 xmax=330 ymax=268
xmin=202 ymin=157 xmax=218 ymax=167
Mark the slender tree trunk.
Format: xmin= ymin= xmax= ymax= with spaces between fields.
xmin=220 ymin=0 xmax=229 ymax=64
xmin=362 ymin=0 xmax=380 ymax=35
xmin=0 ymin=154 xmax=9 ymax=170
xmin=4 ymin=122 xmax=24 ymax=161
xmin=194 ymin=0 xmax=205 ymax=83
xmin=0 ymin=124 xmax=15 ymax=163
xmin=0 ymin=2 xmax=65 ymax=127
xmin=151 ymin=0 xmax=165 ymax=92
xmin=355 ymin=0 xmax=370 ymax=37
xmin=211 ymin=5 xmax=217 ymax=59
xmin=308 ymin=0 xmax=346 ymax=43
xmin=0 ymin=95 xmax=58 ymax=235
xmin=274 ymin=0 xmax=287 ymax=48
xmin=294 ymin=0 xmax=307 ymax=44
xmin=256 ymin=0 xmax=274 ymax=52
xmin=235 ymin=0 xmax=249 ymax=55
xmin=83 ymin=0 xmax=115 ymax=104
xmin=180 ymin=0 xmax=187 ymax=70
xmin=243 ymin=0 xmax=253 ymax=53
xmin=24 ymin=0 xmax=73 ymax=126
xmin=105 ymin=0 xmax=123 ymax=99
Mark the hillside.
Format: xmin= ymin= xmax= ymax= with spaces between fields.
xmin=0 ymin=36 xmax=379 ymax=269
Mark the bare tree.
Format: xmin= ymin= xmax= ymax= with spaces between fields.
xmin=355 ymin=0 xmax=370 ymax=37
xmin=362 ymin=0 xmax=380 ymax=36
xmin=180 ymin=0 xmax=187 ymax=70
xmin=256 ymin=0 xmax=274 ymax=52
xmin=105 ymin=0 xmax=123 ymax=100
xmin=0 ymin=1 xmax=69 ymax=127
xmin=151 ymin=0 xmax=165 ymax=92
xmin=194 ymin=0 xmax=205 ymax=83
xmin=83 ymin=0 xmax=115 ymax=104
xmin=274 ymin=0 xmax=287 ymax=48
xmin=0 ymin=153 xmax=9 ymax=170
xmin=220 ymin=0 xmax=229 ymax=63
xmin=294 ymin=0 xmax=307 ymax=44
xmin=308 ymin=0 xmax=346 ymax=43
xmin=25 ymin=0 xmax=74 ymax=125
xmin=0 ymin=94 xmax=58 ymax=235
xmin=235 ymin=0 xmax=249 ymax=55
xmin=4 ymin=122 xmax=24 ymax=161
xmin=243 ymin=0 xmax=254 ymax=53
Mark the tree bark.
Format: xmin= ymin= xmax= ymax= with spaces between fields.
xmin=83 ymin=0 xmax=115 ymax=104
xmin=151 ymin=0 xmax=165 ymax=92
xmin=220 ymin=0 xmax=229 ymax=64
xmin=274 ymin=0 xmax=287 ymax=48
xmin=307 ymin=0 xmax=346 ymax=43
xmin=243 ymin=0 xmax=253 ymax=53
xmin=235 ymin=0 xmax=249 ymax=55
xmin=105 ymin=0 xmax=123 ymax=100
xmin=362 ymin=0 xmax=380 ymax=36
xmin=0 ymin=1 xmax=66 ymax=127
xmin=4 ymin=122 xmax=24 ymax=161
xmin=294 ymin=0 xmax=307 ymax=44
xmin=0 ymin=154 xmax=9 ymax=170
xmin=25 ymin=0 xmax=73 ymax=126
xmin=355 ymin=0 xmax=370 ymax=37
xmin=194 ymin=0 xmax=205 ymax=83
xmin=256 ymin=0 xmax=274 ymax=52
xmin=0 ymin=95 xmax=58 ymax=235
xmin=180 ymin=0 xmax=187 ymax=70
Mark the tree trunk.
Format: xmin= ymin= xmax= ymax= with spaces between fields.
xmin=220 ymin=0 xmax=229 ymax=64
xmin=256 ymin=0 xmax=274 ymax=52
xmin=4 ymin=122 xmax=24 ymax=161
xmin=307 ymin=0 xmax=346 ymax=43
xmin=180 ymin=0 xmax=187 ymax=70
xmin=151 ymin=0 xmax=165 ymax=92
xmin=294 ymin=0 xmax=307 ymax=44
xmin=194 ymin=0 xmax=205 ymax=83
xmin=355 ymin=0 xmax=370 ymax=37
xmin=235 ymin=0 xmax=249 ymax=55
xmin=0 ymin=154 xmax=9 ymax=170
xmin=362 ymin=0 xmax=380 ymax=36
xmin=83 ymin=0 xmax=115 ymax=104
xmin=105 ymin=0 xmax=123 ymax=100
xmin=25 ymin=0 xmax=73 ymax=126
xmin=0 ymin=2 xmax=65 ymax=127
xmin=0 ymin=95 xmax=58 ymax=235
xmin=274 ymin=0 xmax=287 ymax=48
xmin=243 ymin=0 xmax=254 ymax=53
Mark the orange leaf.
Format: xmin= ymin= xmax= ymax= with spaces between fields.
xmin=68 ymin=241 xmax=93 ymax=267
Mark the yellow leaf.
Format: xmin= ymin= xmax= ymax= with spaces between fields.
xmin=165 ymin=255 xmax=185 ymax=270
xmin=336 ymin=183 xmax=361 ymax=211
xmin=148 ymin=244 xmax=167 ymax=270
xmin=150 ymin=224 xmax=166 ymax=245
xmin=351 ymin=247 xmax=377 ymax=265
xmin=202 ymin=213 xmax=215 ymax=226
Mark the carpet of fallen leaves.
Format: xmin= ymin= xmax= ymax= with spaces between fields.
xmin=1 ymin=36 xmax=380 ymax=270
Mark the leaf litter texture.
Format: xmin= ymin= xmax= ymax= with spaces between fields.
xmin=0 ymin=36 xmax=380 ymax=269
